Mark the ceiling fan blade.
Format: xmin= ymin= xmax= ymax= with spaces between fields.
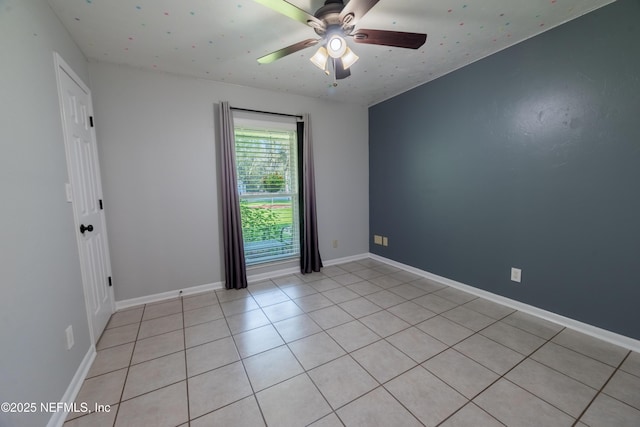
xmin=352 ymin=29 xmax=427 ymax=49
xmin=339 ymin=0 xmax=380 ymax=27
xmin=253 ymin=0 xmax=324 ymax=29
xmin=257 ymin=39 xmax=319 ymax=64
xmin=334 ymin=58 xmax=351 ymax=80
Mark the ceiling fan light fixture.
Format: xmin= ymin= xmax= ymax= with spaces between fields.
xmin=341 ymin=46 xmax=359 ymax=69
xmin=310 ymin=46 xmax=329 ymax=70
xmin=327 ymin=34 xmax=347 ymax=58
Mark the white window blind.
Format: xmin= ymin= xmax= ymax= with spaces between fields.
xmin=234 ymin=124 xmax=300 ymax=265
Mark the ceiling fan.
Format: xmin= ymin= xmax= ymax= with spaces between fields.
xmin=253 ymin=0 xmax=427 ymax=80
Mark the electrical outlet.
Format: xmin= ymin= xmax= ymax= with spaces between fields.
xmin=511 ymin=267 xmax=522 ymax=283
xmin=382 ymin=237 xmax=388 ymax=247
xmin=374 ymin=235 xmax=383 ymax=245
xmin=332 ymin=240 xmax=338 ymax=248
xmin=65 ymin=325 xmax=74 ymax=350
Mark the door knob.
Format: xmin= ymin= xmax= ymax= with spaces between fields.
xmin=79 ymin=224 xmax=94 ymax=234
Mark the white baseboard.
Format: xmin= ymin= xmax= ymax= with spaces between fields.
xmin=56 ymin=251 xmax=637 ymax=427
xmin=46 ymin=345 xmax=96 ymax=427
xmin=324 ymin=253 xmax=370 ymax=266
xmin=369 ymin=253 xmax=640 ymax=353
xmin=115 ymin=281 xmax=224 ymax=311
xmin=113 ymin=252 xmax=639 ymax=352
xmin=247 ymin=253 xmax=370 ymax=283
xmin=114 ymin=253 xmax=371 ymax=311
xmin=247 ymin=266 xmax=300 ymax=283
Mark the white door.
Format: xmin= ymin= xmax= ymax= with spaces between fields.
xmin=55 ymin=53 xmax=114 ymax=344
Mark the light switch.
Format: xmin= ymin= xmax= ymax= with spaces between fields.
xmin=65 ymin=183 xmax=73 ymax=202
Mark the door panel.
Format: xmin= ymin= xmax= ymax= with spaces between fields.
xmin=56 ymin=54 xmax=113 ymax=344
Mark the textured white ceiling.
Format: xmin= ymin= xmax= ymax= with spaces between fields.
xmin=48 ymin=0 xmax=614 ymax=106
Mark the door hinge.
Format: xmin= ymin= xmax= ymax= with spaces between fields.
xmin=108 ymin=276 xmax=112 ymax=287
xmin=99 ymin=199 xmax=103 ymax=210
xmin=89 ymin=116 xmax=94 ymax=128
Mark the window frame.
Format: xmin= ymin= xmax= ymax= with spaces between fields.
xmin=233 ymin=113 xmax=300 ymax=266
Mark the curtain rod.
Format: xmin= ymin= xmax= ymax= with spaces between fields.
xmin=230 ymin=106 xmax=303 ymax=120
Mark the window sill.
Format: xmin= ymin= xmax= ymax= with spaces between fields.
xmin=246 ymin=254 xmax=299 ymax=270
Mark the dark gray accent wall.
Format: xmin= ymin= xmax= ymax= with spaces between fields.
xmin=369 ymin=0 xmax=640 ymax=339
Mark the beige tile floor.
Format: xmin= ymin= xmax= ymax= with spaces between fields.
xmin=64 ymin=259 xmax=640 ymax=426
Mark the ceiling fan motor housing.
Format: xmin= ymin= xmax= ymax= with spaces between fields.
xmin=313 ymin=0 xmax=351 ymax=35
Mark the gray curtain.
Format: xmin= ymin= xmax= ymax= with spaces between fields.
xmin=219 ymin=102 xmax=248 ymax=289
xmin=298 ymin=114 xmax=323 ymax=273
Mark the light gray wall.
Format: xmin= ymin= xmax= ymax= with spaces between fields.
xmin=0 ymin=1 xmax=92 ymax=426
xmin=88 ymin=62 xmax=369 ymax=301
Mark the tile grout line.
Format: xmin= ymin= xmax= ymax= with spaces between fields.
xmin=240 ymin=266 xmax=382 ymax=424
xmin=393 ymin=309 xmax=518 ymax=426
xmin=383 ymin=318 xmax=507 ymax=426
xmin=183 ymin=289 xmax=253 ymax=424
xmin=521 ymin=339 xmax=626 ymax=392
xmin=95 ymin=306 xmax=189 ymax=422
xmin=432 ymin=322 xmax=568 ymax=426
xmin=70 ymin=270 xmax=377 ymax=422
xmin=408 ymin=290 xmax=633 ymax=413
xmin=105 ymin=293 xmax=246 ymax=425
xmin=216 ymin=286 xmax=271 ymax=427
xmin=393 ymin=273 xmax=631 ymax=376
xmin=95 ymin=262 xmax=639 ymax=426
xmin=292 ymin=288 xmax=448 ymax=423
xmin=571 ymin=350 xmax=632 ymax=427
xmin=226 ymin=276 xmax=354 ymax=425
xmin=302 ymin=336 xmax=378 ymax=423
xmin=74 ymin=267 xmax=356 ymax=425
xmin=255 ymin=289 xmax=339 ymax=426
xmin=179 ymin=292 xmax=192 ymax=427
xmin=232 ymin=265 xmax=474 ymax=423
xmin=110 ymin=302 xmax=146 ymax=427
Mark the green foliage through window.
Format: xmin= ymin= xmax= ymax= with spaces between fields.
xmin=239 ymin=200 xmax=280 ymax=242
xmin=262 ymin=172 xmax=285 ymax=193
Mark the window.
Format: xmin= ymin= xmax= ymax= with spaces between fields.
xmin=234 ymin=116 xmax=299 ymax=265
